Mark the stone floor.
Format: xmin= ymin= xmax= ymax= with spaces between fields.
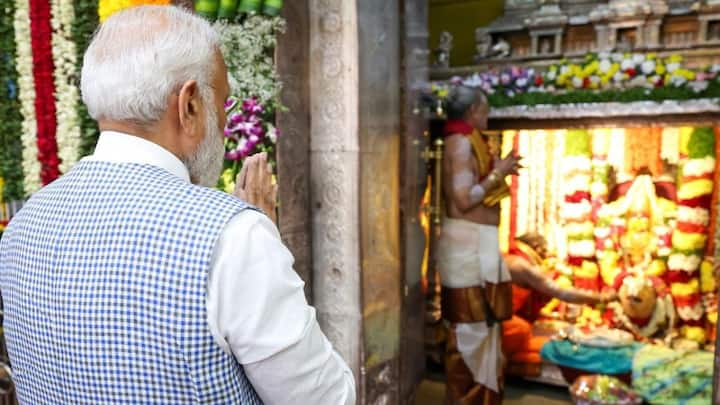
xmin=414 ymin=377 xmax=572 ymax=405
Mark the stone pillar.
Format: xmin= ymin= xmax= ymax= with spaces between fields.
xmin=594 ymin=24 xmax=612 ymax=51
xmin=554 ymin=31 xmax=563 ymax=54
xmin=277 ymin=2 xmax=314 ymax=302
xmin=308 ymin=0 xmax=362 ymax=381
xmin=645 ymin=19 xmax=662 ymax=48
xmin=530 ymin=34 xmax=539 ymax=56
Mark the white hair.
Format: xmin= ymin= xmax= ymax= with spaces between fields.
xmin=81 ymin=5 xmax=220 ymax=124
xmin=182 ymin=91 xmax=225 ymax=187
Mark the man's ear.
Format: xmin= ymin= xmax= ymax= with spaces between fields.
xmin=178 ymin=80 xmax=201 ymax=134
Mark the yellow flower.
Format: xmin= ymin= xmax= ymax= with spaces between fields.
xmin=556 ymin=275 xmax=573 ymax=289
xmin=671 ymin=279 xmax=700 ymax=296
xmin=648 ymin=259 xmax=667 ymax=278
xmin=655 ymin=64 xmax=666 ymax=75
xmin=672 ymin=230 xmax=708 ymax=251
xmin=677 ymin=179 xmax=714 ymax=200
xmin=675 ymin=68 xmax=696 ymax=80
xmin=709 ymin=311 xmax=718 ymax=324
xmin=679 ymin=126 xmax=694 ymax=156
xmin=658 ymin=198 xmax=677 ymax=216
xmin=99 ymin=0 xmax=171 ymax=22
xmin=647 ymin=53 xmax=657 ymax=60
xmin=700 ymin=259 xmax=716 ymax=293
xmin=667 ymin=54 xmax=683 ymax=64
xmin=575 ymin=262 xmax=599 ymax=278
xmin=220 ymin=168 xmax=235 ymax=194
xmin=681 ymin=326 xmax=706 ymax=343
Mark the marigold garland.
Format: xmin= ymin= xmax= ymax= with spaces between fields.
xmin=14 ymin=0 xmax=41 ymax=193
xmin=30 ymin=0 xmax=61 ymax=185
xmin=670 ymin=128 xmax=716 ymax=329
xmin=0 ymin=0 xmax=26 ymax=200
xmin=98 ymin=0 xmax=171 ymax=23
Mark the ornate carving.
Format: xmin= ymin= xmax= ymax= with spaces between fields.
xmin=433 ymin=31 xmax=453 ymax=68
xmin=309 ymin=0 xmax=361 ymax=378
xmin=474 ymin=28 xmax=493 ymax=62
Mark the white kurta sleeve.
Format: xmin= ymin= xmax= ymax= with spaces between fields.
xmin=206 ymin=210 xmax=356 ymax=405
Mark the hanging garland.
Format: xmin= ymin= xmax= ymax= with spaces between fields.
xmin=669 ymin=128 xmax=715 ymax=334
xmin=51 ymin=0 xmax=81 ymax=174
xmin=98 ymin=0 xmax=172 ymax=23
xmin=1 ymin=1 xmax=25 ymax=200
xmin=30 ymin=0 xmax=61 ymax=185
xmin=72 ymin=0 xmax=99 ymax=158
xmin=563 ymin=130 xmax=598 ymax=291
xmin=14 ymin=0 xmax=41 ymax=194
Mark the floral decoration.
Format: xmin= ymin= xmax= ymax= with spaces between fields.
xmin=563 ymin=130 xmax=598 ymax=291
xmin=670 ymin=128 xmax=715 ymax=327
xmin=98 ymin=0 xmax=171 ymax=23
xmin=217 ymin=96 xmax=279 ymax=193
xmin=30 ymin=0 xmax=61 ymax=185
xmin=72 ymin=0 xmax=99 ymax=158
xmin=428 ymin=52 xmax=720 ymax=109
xmin=14 ymin=0 xmax=41 ymax=194
xmin=1 ymin=0 xmax=25 ymax=200
xmin=210 ymin=14 xmax=285 ymax=192
xmin=51 ymin=0 xmax=81 ymax=174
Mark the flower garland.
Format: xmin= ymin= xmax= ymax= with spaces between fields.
xmin=30 ymin=0 xmax=61 ymax=185
xmin=217 ymin=96 xmax=279 ymax=192
xmin=590 ymin=129 xmax=615 ymax=287
xmin=669 ymin=128 xmax=715 ymax=328
xmin=51 ymin=0 xmax=81 ymax=174
xmin=563 ymin=130 xmax=597 ymax=291
xmin=14 ymin=0 xmax=41 ymax=194
xmin=98 ymin=0 xmax=171 ymax=23
xmin=72 ymin=0 xmax=99 ymax=158
xmin=608 ymin=295 xmax=673 ymax=339
xmin=214 ymin=16 xmax=285 ymax=112
xmin=429 ymin=52 xmax=720 ymax=108
xmin=211 ymin=15 xmax=285 ymax=192
xmin=0 ymin=0 xmax=25 ymax=200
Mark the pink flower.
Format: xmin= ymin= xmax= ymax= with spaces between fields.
xmin=224 ymin=97 xmax=238 ymax=112
xmin=242 ymin=97 xmax=264 ymax=115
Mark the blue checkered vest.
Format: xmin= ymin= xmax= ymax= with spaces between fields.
xmin=0 ymin=161 xmax=262 ymax=404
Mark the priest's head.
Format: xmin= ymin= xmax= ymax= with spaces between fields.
xmin=80 ymin=5 xmax=228 ymax=187
xmin=446 ymin=85 xmax=488 ymax=131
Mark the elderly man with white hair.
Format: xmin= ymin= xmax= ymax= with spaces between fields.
xmin=0 ymin=5 xmax=355 ymax=404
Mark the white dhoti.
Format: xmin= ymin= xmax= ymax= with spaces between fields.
xmin=437 ymin=218 xmax=511 ymax=394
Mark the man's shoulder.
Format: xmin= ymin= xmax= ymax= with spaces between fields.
xmin=189 ymin=184 xmax=259 ymax=213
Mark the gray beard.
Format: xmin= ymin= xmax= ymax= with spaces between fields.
xmin=183 ymin=108 xmax=225 ymax=188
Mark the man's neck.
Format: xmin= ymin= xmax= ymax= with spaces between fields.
xmin=99 ymin=120 xmax=183 ymax=160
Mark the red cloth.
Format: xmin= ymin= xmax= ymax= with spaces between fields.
xmin=565 ymin=191 xmax=592 ymax=203
xmin=654 ymin=181 xmax=677 ymax=201
xmin=444 ymin=119 xmax=474 ymax=137
xmin=679 ymin=195 xmax=713 ymax=208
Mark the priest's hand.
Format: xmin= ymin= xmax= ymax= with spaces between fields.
xmin=234 ymin=152 xmax=278 ymax=224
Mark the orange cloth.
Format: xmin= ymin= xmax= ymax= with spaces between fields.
xmin=445 ymin=326 xmax=504 ymax=405
xmin=512 ymin=285 xmax=531 ymax=313
xmin=502 ymin=316 xmax=548 ymax=378
xmin=502 ymin=316 xmax=532 ymax=358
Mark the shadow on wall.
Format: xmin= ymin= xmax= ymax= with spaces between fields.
xmin=428 ymin=0 xmax=504 ymax=67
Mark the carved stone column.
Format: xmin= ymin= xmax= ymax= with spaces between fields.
xmin=277 ymin=1 xmax=314 ymax=302
xmin=308 ymin=0 xmax=362 ymax=380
